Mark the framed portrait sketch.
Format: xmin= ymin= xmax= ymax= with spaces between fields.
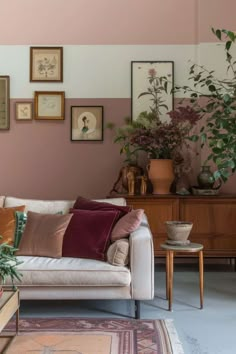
xmin=15 ymin=102 xmax=33 ymax=120
xmin=34 ymin=91 xmax=65 ymax=120
xmin=131 ymin=61 xmax=174 ymax=121
xmin=30 ymin=47 xmax=63 ymax=82
xmin=71 ymin=106 xmax=103 ymax=141
xmin=0 ymin=76 xmax=10 ymax=130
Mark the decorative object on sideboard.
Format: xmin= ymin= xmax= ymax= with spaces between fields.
xmin=30 ymin=46 xmax=63 ymax=82
xmin=71 ymin=106 xmax=103 ymax=141
xmin=165 ymin=221 xmax=193 ymax=246
xmin=0 ymin=76 xmax=10 ymax=130
xmin=197 ymin=165 xmax=214 ymax=189
xmin=147 ymin=159 xmax=174 ymax=194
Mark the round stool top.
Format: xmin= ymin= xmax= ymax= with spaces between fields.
xmin=160 ymin=242 xmax=203 ymax=252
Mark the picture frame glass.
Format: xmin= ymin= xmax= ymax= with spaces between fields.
xmin=71 ymin=106 xmax=103 ymax=141
xmin=30 ymin=47 xmax=63 ymax=82
xmin=131 ymin=61 xmax=174 ymax=122
xmin=35 ymin=91 xmax=65 ymax=120
xmin=0 ymin=76 xmax=10 ymax=130
xmin=16 ymin=102 xmax=33 ymax=120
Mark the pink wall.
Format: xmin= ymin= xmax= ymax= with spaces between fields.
xmin=1 ymin=0 xmax=234 ymax=45
xmin=0 ymin=0 xmax=236 ymax=199
xmin=0 ymin=98 xmax=130 ymax=199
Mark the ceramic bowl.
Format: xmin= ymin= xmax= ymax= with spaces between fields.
xmin=165 ymin=221 xmax=193 ymax=242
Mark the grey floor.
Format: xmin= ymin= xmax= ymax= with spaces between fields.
xmin=19 ymin=261 xmax=236 ymax=354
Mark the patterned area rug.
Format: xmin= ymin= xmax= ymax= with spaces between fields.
xmin=1 ymin=317 xmax=184 ymax=354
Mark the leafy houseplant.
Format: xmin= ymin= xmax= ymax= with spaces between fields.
xmin=171 ymin=28 xmax=236 ymax=184
xmin=0 ymin=237 xmax=22 ymax=293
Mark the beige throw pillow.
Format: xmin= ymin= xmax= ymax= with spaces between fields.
xmin=16 ymin=211 xmax=73 ymax=258
xmin=106 ymin=239 xmax=129 ymax=266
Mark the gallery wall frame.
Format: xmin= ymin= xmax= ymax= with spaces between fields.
xmin=15 ymin=102 xmax=33 ymax=121
xmin=0 ymin=76 xmax=10 ymax=130
xmin=34 ymin=91 xmax=65 ymax=120
xmin=71 ymin=106 xmax=104 ymax=141
xmin=131 ymin=61 xmax=174 ymax=121
xmin=30 ymin=47 xmax=63 ymax=82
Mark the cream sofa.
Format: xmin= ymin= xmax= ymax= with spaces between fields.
xmin=2 ymin=196 xmax=154 ymax=318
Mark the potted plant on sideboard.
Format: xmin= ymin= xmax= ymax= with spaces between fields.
xmin=170 ymin=28 xmax=236 ymax=186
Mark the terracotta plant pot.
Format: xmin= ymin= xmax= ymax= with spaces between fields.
xmin=147 ymin=159 xmax=174 ymax=194
xmin=165 ymin=221 xmax=193 ymax=242
xmin=0 ymin=286 xmax=3 ymax=299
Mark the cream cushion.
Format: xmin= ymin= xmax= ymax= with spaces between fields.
xmin=0 ymin=196 xmax=5 ymax=207
xmin=107 ymin=239 xmax=129 ymax=266
xmin=12 ymin=256 xmax=131 ymax=287
xmin=4 ymin=197 xmax=127 ymax=214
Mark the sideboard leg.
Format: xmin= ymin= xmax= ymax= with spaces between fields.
xmin=134 ymin=300 xmax=141 ymax=319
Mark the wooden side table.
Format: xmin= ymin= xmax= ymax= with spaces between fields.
xmin=160 ymin=242 xmax=204 ymax=311
xmin=0 ymin=288 xmax=20 ymax=352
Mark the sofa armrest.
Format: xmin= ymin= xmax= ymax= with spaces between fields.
xmin=129 ymin=214 xmax=154 ymax=300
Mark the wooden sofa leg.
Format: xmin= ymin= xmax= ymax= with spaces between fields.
xmin=134 ymin=300 xmax=141 ymax=319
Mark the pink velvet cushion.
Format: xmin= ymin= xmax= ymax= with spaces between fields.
xmin=73 ymin=196 xmax=131 ymax=218
xmin=62 ymin=209 xmax=120 ymax=261
xmin=111 ymin=209 xmax=144 ymax=242
xmin=16 ymin=211 xmax=73 ymax=258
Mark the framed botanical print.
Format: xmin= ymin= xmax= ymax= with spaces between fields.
xmin=15 ymin=102 xmax=33 ymax=120
xmin=30 ymin=47 xmax=63 ymax=82
xmin=131 ymin=61 xmax=174 ymax=121
xmin=34 ymin=91 xmax=65 ymax=120
xmin=71 ymin=106 xmax=103 ymax=141
xmin=0 ymin=76 xmax=10 ymax=130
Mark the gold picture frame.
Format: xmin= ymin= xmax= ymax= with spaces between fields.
xmin=0 ymin=76 xmax=10 ymax=130
xmin=15 ymin=102 xmax=33 ymax=120
xmin=30 ymin=47 xmax=63 ymax=82
xmin=34 ymin=91 xmax=65 ymax=120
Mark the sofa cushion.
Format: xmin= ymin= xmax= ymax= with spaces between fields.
xmin=107 ymin=239 xmax=129 ymax=266
xmin=0 ymin=196 xmax=5 ymax=207
xmin=4 ymin=196 xmax=74 ymax=214
xmin=73 ymin=196 xmax=131 ymax=217
xmin=12 ymin=256 xmax=131 ymax=287
xmin=62 ymin=209 xmax=120 ymax=261
xmin=111 ymin=209 xmax=144 ymax=242
xmin=16 ymin=211 xmax=73 ymax=258
xmin=0 ymin=205 xmax=26 ymax=245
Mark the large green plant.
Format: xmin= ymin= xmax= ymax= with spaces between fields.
xmin=0 ymin=238 xmax=22 ymax=288
xmin=172 ymin=28 xmax=236 ymax=183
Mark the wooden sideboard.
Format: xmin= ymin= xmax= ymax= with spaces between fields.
xmin=123 ymin=194 xmax=236 ymax=258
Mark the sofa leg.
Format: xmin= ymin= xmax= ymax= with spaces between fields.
xmin=134 ymin=300 xmax=141 ymax=319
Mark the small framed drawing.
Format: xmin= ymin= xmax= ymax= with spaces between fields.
xmin=34 ymin=91 xmax=65 ymax=120
xmin=30 ymin=47 xmax=63 ymax=82
xmin=71 ymin=106 xmax=103 ymax=141
xmin=0 ymin=76 xmax=10 ymax=130
xmin=15 ymin=102 xmax=33 ymax=120
xmin=131 ymin=61 xmax=174 ymax=121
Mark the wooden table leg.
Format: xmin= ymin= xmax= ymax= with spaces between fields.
xmin=168 ymin=250 xmax=174 ymax=311
xmin=199 ymin=250 xmax=204 ymax=309
xmin=166 ymin=251 xmax=169 ymax=300
xmin=16 ymin=308 xmax=19 ymax=334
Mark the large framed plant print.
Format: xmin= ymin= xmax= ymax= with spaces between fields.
xmin=0 ymin=76 xmax=10 ymax=130
xmin=131 ymin=61 xmax=174 ymax=121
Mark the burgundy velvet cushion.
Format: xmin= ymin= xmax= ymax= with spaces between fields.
xmin=73 ymin=196 xmax=131 ymax=218
xmin=62 ymin=209 xmax=120 ymax=261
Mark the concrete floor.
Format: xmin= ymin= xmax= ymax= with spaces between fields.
xmin=19 ymin=262 xmax=236 ymax=354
